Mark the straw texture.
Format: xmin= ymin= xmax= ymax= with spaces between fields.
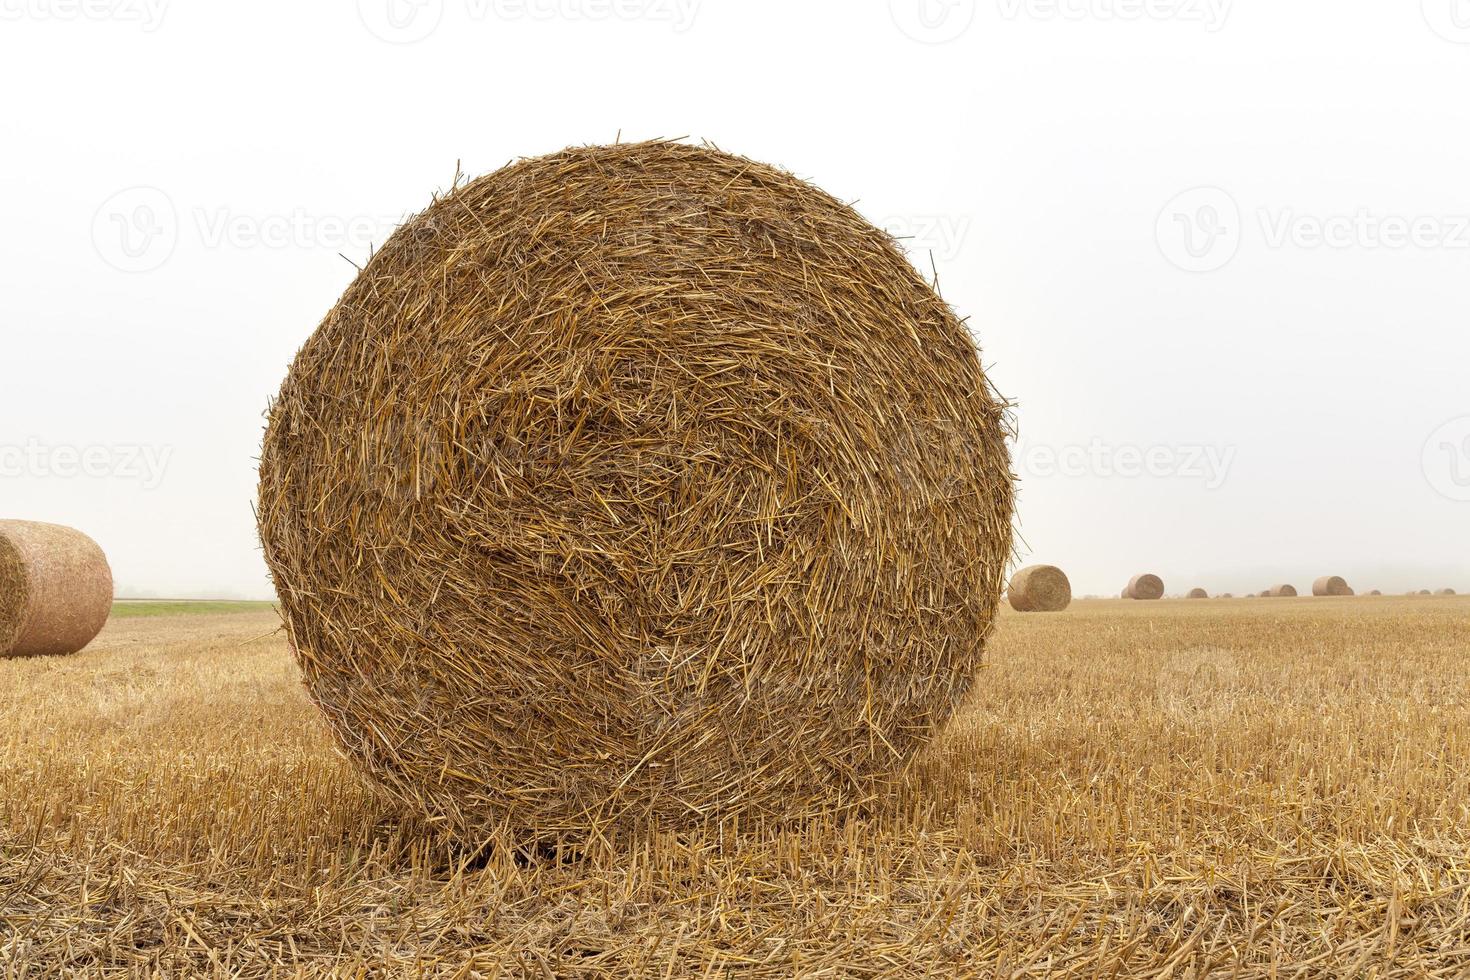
xmin=1007 ymin=565 xmax=1071 ymax=612
xmin=1265 ymin=584 xmax=1299 ymax=598
xmin=1186 ymin=588 xmax=1208 ymax=599
xmin=0 ymin=520 xmax=112 ymax=658
xmin=257 ymin=141 xmax=1016 ymax=839
xmin=1124 ymin=574 xmax=1164 ymax=601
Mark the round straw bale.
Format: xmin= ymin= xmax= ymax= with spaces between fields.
xmin=1439 ymin=588 xmax=1457 ymax=596
xmin=0 ymin=520 xmax=112 ymax=658
xmin=1124 ymin=574 xmax=1164 ymax=600
xmin=1008 ymin=565 xmax=1072 ymax=612
xmin=1265 ymin=584 xmax=1298 ymax=597
xmin=1368 ymin=590 xmax=1381 ymax=595
xmin=1312 ymin=575 xmax=1354 ymax=597
xmin=1186 ymin=588 xmax=1208 ymax=599
xmin=256 ymin=141 xmax=1016 ymax=839
xmin=1419 ymin=590 xmax=1432 ymax=595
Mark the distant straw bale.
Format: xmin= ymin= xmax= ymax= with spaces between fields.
xmin=1187 ymin=588 xmax=1209 ymax=599
xmin=1265 ymin=584 xmax=1299 ymax=597
xmin=1312 ymin=576 xmax=1354 ymax=597
xmin=0 ymin=520 xmax=113 ymax=658
xmin=1124 ymin=574 xmax=1165 ymax=600
xmin=1008 ymin=565 xmax=1072 ymax=612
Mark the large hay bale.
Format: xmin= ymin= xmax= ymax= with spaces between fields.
xmin=1186 ymin=588 xmax=1209 ymax=599
xmin=1124 ymin=574 xmax=1164 ymax=600
xmin=1265 ymin=584 xmax=1299 ymax=597
xmin=1439 ymin=589 xmax=1458 ymax=596
xmin=1312 ymin=575 xmax=1354 ymax=597
xmin=1368 ymin=590 xmax=1382 ymax=596
xmin=257 ymin=141 xmax=1016 ymax=839
xmin=0 ymin=520 xmax=113 ymax=658
xmin=1008 ymin=565 xmax=1072 ymax=612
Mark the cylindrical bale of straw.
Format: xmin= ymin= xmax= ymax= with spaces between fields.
xmin=1008 ymin=565 xmax=1072 ymax=612
xmin=256 ymin=141 xmax=1017 ymax=840
xmin=1265 ymin=584 xmax=1299 ymax=597
xmin=1312 ymin=576 xmax=1354 ymax=597
xmin=1124 ymin=574 xmax=1164 ymax=600
xmin=0 ymin=520 xmax=113 ymax=658
xmin=1440 ymin=589 xmax=1458 ymax=596
xmin=1186 ymin=588 xmax=1208 ymax=599
xmin=1368 ymin=590 xmax=1381 ymax=595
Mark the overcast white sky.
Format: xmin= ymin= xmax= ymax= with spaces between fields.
xmin=1 ymin=0 xmax=1467 ymax=599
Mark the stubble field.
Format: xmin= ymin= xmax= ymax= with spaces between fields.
xmin=2 ymin=596 xmax=1468 ymax=977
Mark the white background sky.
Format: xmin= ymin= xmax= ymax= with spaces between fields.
xmin=1 ymin=0 xmax=1466 ymax=599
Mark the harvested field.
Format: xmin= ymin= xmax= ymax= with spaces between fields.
xmin=4 ymin=597 xmax=1470 ymax=976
